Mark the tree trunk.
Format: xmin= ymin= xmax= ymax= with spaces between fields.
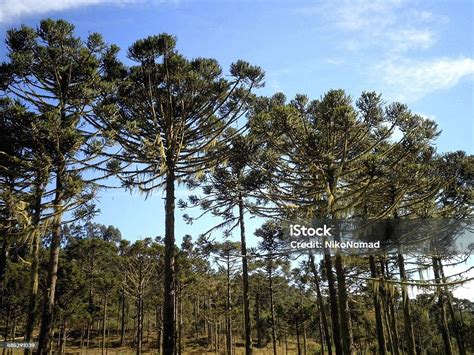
xmin=120 ymin=288 xmax=126 ymax=347
xmin=163 ymin=168 xmax=176 ymax=355
xmin=102 ymin=293 xmax=108 ymax=355
xmin=433 ymin=256 xmax=453 ymax=355
xmin=156 ymin=304 xmax=162 ymax=353
xmin=0 ymin=185 xmax=14 ymax=339
xmin=0 ymin=181 xmax=15 ymax=300
xmin=268 ymin=267 xmax=277 ymax=355
xmin=24 ymin=229 xmax=40 ymax=350
xmin=0 ymin=233 xmax=8 ymax=302
xmin=303 ymin=326 xmax=307 ymax=355
xmin=25 ymin=181 xmax=45 ymax=354
xmin=206 ymin=297 xmax=212 ymax=346
xmin=255 ymin=292 xmax=262 ymax=348
xmin=309 ymin=254 xmax=332 ymax=355
xmin=238 ymin=192 xmax=252 ymax=355
xmin=178 ymin=288 xmax=183 ymax=355
xmin=335 ymin=254 xmax=353 ymax=355
xmin=381 ymin=295 xmax=395 ymax=355
xmin=324 ymin=254 xmax=343 ymax=355
xmin=86 ymin=322 xmax=91 ymax=350
xmin=194 ymin=299 xmax=199 ymax=344
xmin=226 ymin=254 xmax=233 ymax=355
xmin=137 ymin=293 xmax=143 ymax=355
xmin=439 ymin=258 xmax=466 ymax=355
xmin=381 ymin=258 xmax=400 ymax=355
xmin=318 ymin=309 xmax=325 ymax=355
xmin=295 ymin=322 xmax=301 ymax=355
xmin=37 ymin=163 xmax=65 ymax=354
xmin=0 ymin=234 xmax=8 ymax=309
xmin=369 ymin=255 xmax=386 ymax=355
xmin=58 ymin=320 xmax=66 ymax=354
xmin=397 ymin=253 xmax=416 ymax=355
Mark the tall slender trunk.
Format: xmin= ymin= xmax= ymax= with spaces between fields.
xmin=25 ymin=179 xmax=46 ymax=354
xmin=0 ymin=235 xmax=8 ymax=299
xmin=62 ymin=321 xmax=67 ymax=354
xmin=178 ymin=287 xmax=183 ymax=355
xmin=309 ymin=255 xmax=332 ymax=355
xmin=433 ymin=256 xmax=453 ymax=355
xmin=369 ymin=255 xmax=386 ymax=355
xmin=317 ymin=310 xmax=325 ymax=355
xmin=58 ymin=320 xmax=65 ymax=354
xmin=194 ymin=299 xmax=199 ymax=344
xmin=86 ymin=322 xmax=91 ymax=351
xmin=381 ymin=294 xmax=395 ymax=355
xmin=102 ymin=293 xmax=108 ymax=355
xmin=174 ymin=284 xmax=178 ymax=354
xmin=214 ymin=322 xmax=218 ymax=354
xmin=324 ymin=254 xmax=342 ymax=354
xmin=388 ymin=299 xmax=400 ymax=355
xmin=156 ymin=304 xmax=162 ymax=353
xmin=255 ymin=292 xmax=262 ymax=348
xmin=226 ymin=254 xmax=232 ymax=355
xmin=0 ymin=181 xmax=14 ymax=312
xmin=238 ymin=192 xmax=252 ymax=355
xmin=335 ymin=253 xmax=353 ymax=355
xmin=439 ymin=258 xmax=466 ymax=355
xmin=268 ymin=266 xmax=277 ymax=355
xmin=397 ymin=252 xmax=416 ymax=355
xmin=38 ymin=163 xmax=65 ymax=354
xmin=163 ymin=168 xmax=176 ymax=355
xmin=381 ymin=258 xmax=400 ymax=355
xmin=206 ymin=296 xmax=212 ymax=346
xmin=24 ymin=230 xmax=40 ymax=349
xmin=137 ymin=292 xmax=143 ymax=355
xmin=120 ymin=288 xmax=126 ymax=347
xmin=0 ymin=222 xmax=10 ymax=304
xmin=303 ymin=326 xmax=307 ymax=355
xmin=295 ymin=322 xmax=301 ymax=355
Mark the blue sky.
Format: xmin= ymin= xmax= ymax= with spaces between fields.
xmin=1 ymin=0 xmax=473 ymax=246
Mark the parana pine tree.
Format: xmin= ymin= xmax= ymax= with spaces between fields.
xmin=1 ymin=19 xmax=116 ymax=353
xmin=94 ymin=34 xmax=263 ymax=354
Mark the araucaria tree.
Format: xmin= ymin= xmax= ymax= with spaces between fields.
xmin=1 ymin=19 xmax=115 ymax=353
xmin=94 ymin=34 xmax=264 ymax=354
xmin=181 ymin=133 xmax=272 ymax=355
xmin=0 ymin=97 xmax=52 ymax=353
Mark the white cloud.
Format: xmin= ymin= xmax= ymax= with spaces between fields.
xmin=325 ymin=57 xmax=345 ymax=65
xmin=296 ymin=2 xmax=472 ymax=102
xmin=295 ymin=0 xmax=443 ymax=53
xmin=377 ymin=57 xmax=474 ymax=101
xmin=331 ymin=0 xmax=401 ymax=31
xmin=409 ymin=9 xmax=449 ymax=25
xmin=294 ymin=0 xmax=400 ymax=30
xmin=388 ymin=28 xmax=435 ymax=51
xmin=411 ymin=10 xmax=434 ymax=22
xmin=0 ymin=0 xmax=139 ymax=25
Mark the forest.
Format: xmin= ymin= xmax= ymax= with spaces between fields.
xmin=0 ymin=19 xmax=473 ymax=355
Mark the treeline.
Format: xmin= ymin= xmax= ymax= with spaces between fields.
xmin=0 ymin=19 xmax=473 ymax=355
